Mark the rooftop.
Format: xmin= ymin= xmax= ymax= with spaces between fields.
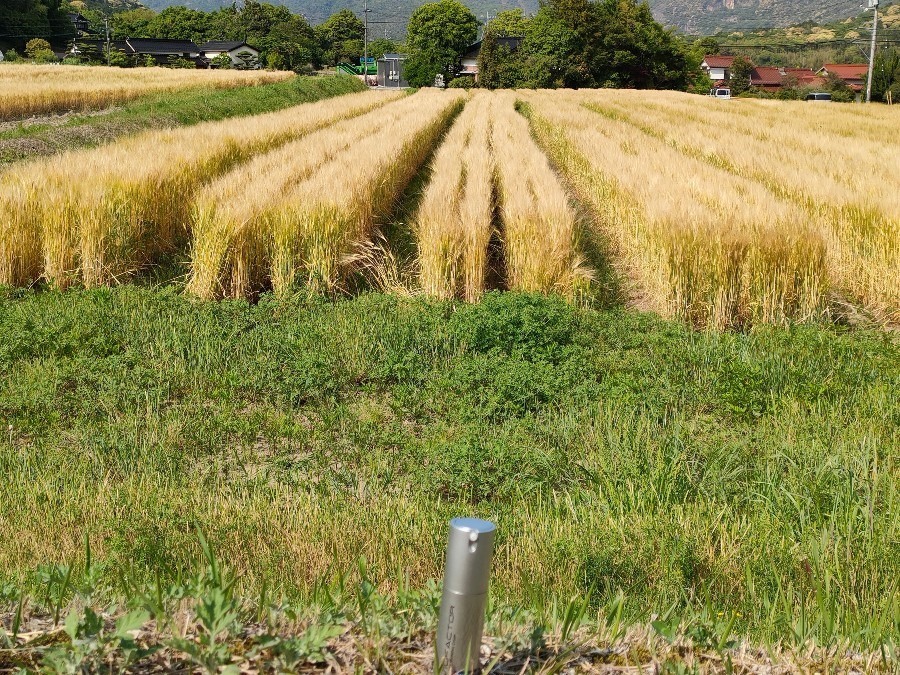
xmin=702 ymin=55 xmax=735 ymax=68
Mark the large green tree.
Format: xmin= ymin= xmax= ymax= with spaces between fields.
xmin=489 ymin=8 xmax=529 ymax=36
xmin=405 ymin=0 xmax=478 ymax=87
xmin=146 ymin=6 xmax=210 ymax=42
xmin=0 ymin=0 xmax=71 ymax=51
xmin=729 ymin=55 xmax=753 ymax=94
xmin=110 ymin=8 xmax=155 ymax=39
xmin=316 ymin=9 xmax=364 ymax=66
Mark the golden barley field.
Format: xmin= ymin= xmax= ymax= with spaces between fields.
xmin=1 ymin=86 xmax=897 ymax=329
xmin=0 ymin=64 xmax=293 ymax=120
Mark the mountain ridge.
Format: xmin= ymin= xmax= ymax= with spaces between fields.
xmin=136 ymin=0 xmax=868 ymax=35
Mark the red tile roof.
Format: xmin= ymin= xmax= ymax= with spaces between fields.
xmin=703 ymin=55 xmax=735 ymax=68
xmin=751 ymin=67 xmax=785 ymax=86
xmin=820 ymin=64 xmax=868 ymax=79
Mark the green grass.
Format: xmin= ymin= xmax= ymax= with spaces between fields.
xmin=0 ymin=75 xmax=367 ymax=165
xmin=0 ymin=287 xmax=897 ymax=663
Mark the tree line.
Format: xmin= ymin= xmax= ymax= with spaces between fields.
xmin=4 ymin=0 xmax=897 ymax=100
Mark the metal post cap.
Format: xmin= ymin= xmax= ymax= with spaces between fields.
xmin=442 ymin=518 xmax=496 ymax=595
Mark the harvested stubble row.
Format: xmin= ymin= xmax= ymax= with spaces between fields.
xmin=0 ymin=64 xmax=292 ymax=120
xmin=188 ymin=89 xmax=465 ymax=298
xmin=414 ymin=91 xmax=494 ymax=301
xmin=414 ymin=91 xmax=586 ymax=301
xmin=522 ymin=91 xmax=828 ymax=329
xmin=0 ymin=90 xmax=392 ymax=289
xmin=580 ymin=90 xmax=900 ymax=323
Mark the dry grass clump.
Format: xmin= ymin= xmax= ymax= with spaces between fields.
xmin=0 ymin=64 xmax=292 ymax=120
xmin=492 ymin=92 xmax=589 ymax=297
xmin=577 ymin=89 xmax=900 ymax=323
xmin=414 ymin=91 xmax=494 ymax=301
xmin=522 ymin=91 xmax=828 ymax=329
xmin=0 ymin=90 xmax=391 ymax=289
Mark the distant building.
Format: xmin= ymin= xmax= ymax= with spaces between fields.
xmin=816 ymin=64 xmax=868 ymax=92
xmin=700 ymin=55 xmax=735 ymax=83
xmin=68 ymin=13 xmax=90 ymax=36
xmin=70 ymin=38 xmax=209 ymax=67
xmin=377 ymin=53 xmax=408 ymax=88
xmin=199 ymin=41 xmax=260 ymax=68
xmin=459 ymin=37 xmax=523 ymax=81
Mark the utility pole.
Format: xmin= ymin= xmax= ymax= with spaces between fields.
xmin=363 ymin=0 xmax=370 ymax=85
xmin=105 ymin=16 xmax=110 ymax=67
xmin=866 ymin=0 xmax=879 ymax=103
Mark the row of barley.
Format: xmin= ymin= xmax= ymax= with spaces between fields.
xmin=0 ymin=90 xmax=397 ymax=288
xmin=0 ymin=64 xmax=292 ymax=120
xmin=187 ymin=89 xmax=465 ymax=298
xmin=521 ymin=90 xmax=828 ymax=329
xmin=413 ymin=91 xmax=588 ymax=301
xmin=576 ymin=89 xmax=900 ymax=323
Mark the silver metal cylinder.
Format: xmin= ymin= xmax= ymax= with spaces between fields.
xmin=436 ymin=517 xmax=496 ymax=673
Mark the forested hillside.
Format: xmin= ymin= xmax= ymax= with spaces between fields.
xmin=138 ymin=0 xmax=868 ymax=34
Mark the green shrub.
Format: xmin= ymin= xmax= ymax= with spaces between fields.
xmin=447 ymin=76 xmax=474 ymax=89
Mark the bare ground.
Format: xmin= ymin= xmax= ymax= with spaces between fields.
xmin=0 ymin=609 xmax=893 ymax=674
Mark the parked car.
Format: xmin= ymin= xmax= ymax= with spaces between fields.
xmin=709 ymin=87 xmax=732 ymax=99
xmin=806 ymin=92 xmax=832 ymax=101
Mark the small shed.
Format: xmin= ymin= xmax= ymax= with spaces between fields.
xmin=377 ymin=53 xmax=408 ymax=88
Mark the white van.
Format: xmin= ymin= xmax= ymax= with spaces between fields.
xmin=710 ymin=87 xmax=732 ymax=99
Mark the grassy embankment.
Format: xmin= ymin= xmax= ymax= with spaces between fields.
xmin=0 ymin=286 xmax=897 ymax=671
xmin=0 ymin=75 xmax=367 ymax=166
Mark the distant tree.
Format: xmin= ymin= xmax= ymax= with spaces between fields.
xmin=489 ymin=9 xmax=529 ymax=36
xmin=166 ymin=56 xmax=196 ymax=69
xmin=447 ymin=75 xmax=473 ymax=88
xmin=478 ymin=26 xmax=526 ymax=89
xmin=694 ymin=36 xmax=721 ymax=56
xmin=212 ymin=52 xmax=234 ymax=69
xmin=261 ymin=14 xmax=319 ymax=72
xmin=870 ymin=48 xmax=900 ymax=103
xmin=316 ymin=9 xmax=364 ymax=66
xmin=111 ymin=9 xmax=155 ymax=40
xmin=146 ymin=6 xmax=210 ymax=42
xmin=4 ymin=49 xmax=21 ymax=61
xmin=366 ymin=37 xmax=399 ymax=60
xmin=404 ymin=0 xmax=478 ymax=87
xmin=730 ymin=55 xmax=753 ymax=94
xmin=519 ymin=2 xmax=588 ymax=88
xmin=0 ymin=0 xmax=70 ymax=52
xmin=234 ymin=49 xmax=261 ymax=70
xmin=823 ymin=71 xmax=854 ymax=102
xmin=25 ymin=38 xmax=52 ymax=59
